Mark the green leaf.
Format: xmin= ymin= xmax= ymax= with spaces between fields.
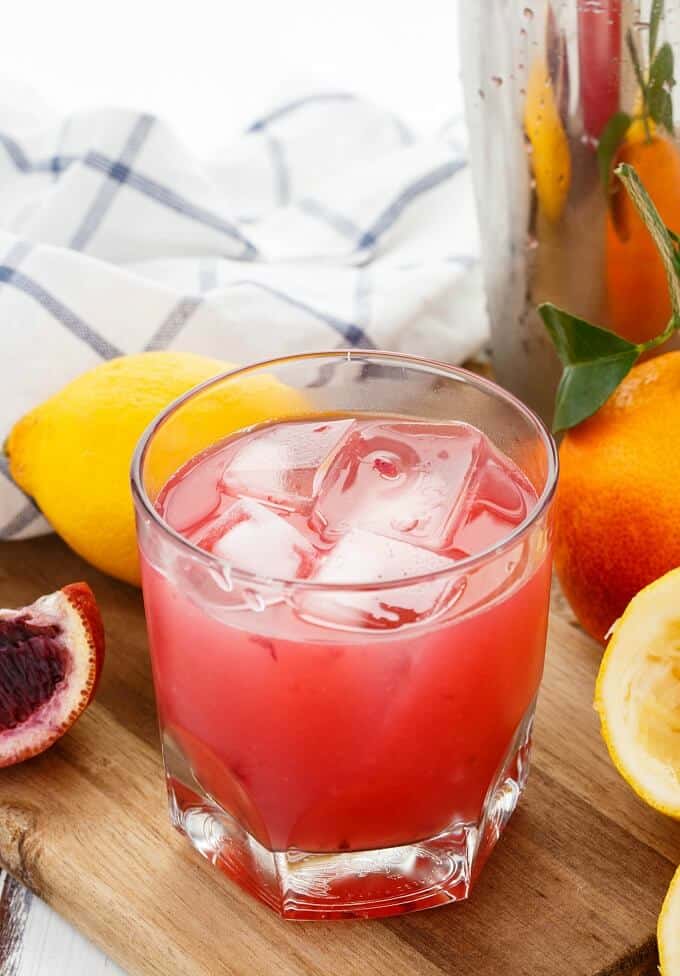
xmin=650 ymin=41 xmax=674 ymax=88
xmin=597 ymin=112 xmax=631 ymax=193
xmin=647 ymin=42 xmax=675 ymax=133
xmin=648 ymin=84 xmax=674 ymax=133
xmin=649 ymin=0 xmax=664 ymax=60
xmin=615 ymin=162 xmax=680 ymax=322
xmin=539 ymin=304 xmax=640 ymax=431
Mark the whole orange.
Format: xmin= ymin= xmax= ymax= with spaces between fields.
xmin=555 ymin=351 xmax=680 ymax=643
xmin=606 ymin=134 xmax=680 ymax=343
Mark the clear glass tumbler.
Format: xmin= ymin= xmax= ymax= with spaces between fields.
xmin=131 ymin=351 xmax=557 ymax=920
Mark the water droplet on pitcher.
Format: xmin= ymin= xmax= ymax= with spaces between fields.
xmin=523 ymin=6 xmax=534 ymax=18
xmin=478 ymin=88 xmax=486 ymax=100
xmin=491 ymin=75 xmax=503 ymax=87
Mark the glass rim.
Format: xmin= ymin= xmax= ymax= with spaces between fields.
xmin=130 ymin=349 xmax=558 ymax=592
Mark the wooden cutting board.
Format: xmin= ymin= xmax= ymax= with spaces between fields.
xmin=1 ymin=535 xmax=679 ymax=976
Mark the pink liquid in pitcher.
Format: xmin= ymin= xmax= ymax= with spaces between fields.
xmin=141 ymin=415 xmax=551 ymax=855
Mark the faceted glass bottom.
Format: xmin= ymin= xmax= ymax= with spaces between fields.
xmin=164 ymin=705 xmax=535 ymax=920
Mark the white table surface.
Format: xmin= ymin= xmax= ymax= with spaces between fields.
xmin=1 ymin=873 xmax=123 ymax=976
xmin=2 ymin=1 xmax=463 ymax=972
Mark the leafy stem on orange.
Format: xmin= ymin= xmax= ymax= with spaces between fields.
xmin=540 ymin=162 xmax=680 ymax=432
xmin=597 ymin=1 xmax=675 ymax=196
xmin=617 ymin=163 xmax=680 ymax=321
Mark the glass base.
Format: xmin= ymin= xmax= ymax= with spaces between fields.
xmin=163 ymin=708 xmax=534 ymax=920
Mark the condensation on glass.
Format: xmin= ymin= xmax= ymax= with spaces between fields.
xmin=461 ymin=1 xmax=680 ymax=421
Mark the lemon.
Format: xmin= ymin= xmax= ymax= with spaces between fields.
xmin=659 ymin=864 xmax=680 ymax=976
xmin=7 ymin=352 xmax=307 ymax=586
xmin=524 ymin=57 xmax=571 ymax=222
xmin=595 ymin=566 xmax=680 ymax=818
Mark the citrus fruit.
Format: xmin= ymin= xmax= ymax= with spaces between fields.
xmin=7 ymin=352 xmax=306 ymax=586
xmin=555 ymin=351 xmax=680 ymax=643
xmin=659 ymin=864 xmax=680 ymax=976
xmin=595 ymin=565 xmax=680 ymax=817
xmin=606 ymin=133 xmax=680 ymax=342
xmin=524 ymin=57 xmax=571 ymax=222
xmin=0 ymin=582 xmax=104 ymax=767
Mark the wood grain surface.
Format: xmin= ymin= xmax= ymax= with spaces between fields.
xmin=0 ymin=535 xmax=678 ymax=976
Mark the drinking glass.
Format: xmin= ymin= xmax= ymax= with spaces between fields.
xmin=131 ymin=351 xmax=557 ymax=919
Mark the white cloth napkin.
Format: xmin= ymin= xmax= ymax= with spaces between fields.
xmin=0 ymin=84 xmax=487 ymax=541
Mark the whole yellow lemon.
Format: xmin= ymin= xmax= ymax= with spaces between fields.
xmin=7 ymin=352 xmax=306 ymax=586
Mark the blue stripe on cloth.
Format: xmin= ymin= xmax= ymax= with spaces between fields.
xmin=304 ymin=358 xmax=343 ymax=389
xmin=228 ymin=279 xmax=375 ymax=348
xmin=0 ymin=131 xmax=29 ymax=170
xmin=84 ymin=152 xmax=257 ymax=259
xmin=0 ymin=266 xmax=123 ymax=359
xmin=32 ymin=154 xmax=78 ymax=174
xmin=70 ymin=114 xmax=155 ymax=250
xmin=353 ymin=266 xmax=372 ymax=329
xmin=199 ymin=258 xmax=219 ymax=292
xmin=36 ymin=157 xmax=78 ymax=174
xmin=0 ymin=498 xmax=42 ymax=538
xmin=0 ymin=238 xmax=46 ymax=539
xmin=0 ymin=133 xmax=75 ymax=174
xmin=145 ymin=296 xmax=203 ymax=351
xmin=445 ymin=254 xmax=478 ymax=269
xmin=265 ymin=134 xmax=290 ymax=206
xmin=296 ymin=198 xmax=363 ymax=243
xmin=0 ymin=456 xmax=41 ymax=538
xmin=306 ymin=268 xmax=374 ymax=390
xmin=390 ymin=114 xmax=415 ymax=146
xmin=3 ymin=240 xmax=33 ymax=266
xmin=247 ymin=92 xmax=358 ymax=132
xmin=356 ymin=159 xmax=467 ymax=252
xmin=53 ymin=118 xmax=71 ymax=180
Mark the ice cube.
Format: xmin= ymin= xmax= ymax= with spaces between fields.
xmin=451 ymin=447 xmax=533 ymax=555
xmin=298 ymin=529 xmax=459 ymax=630
xmin=193 ymin=499 xmax=317 ymax=579
xmin=311 ymin=420 xmax=485 ymax=550
xmin=220 ymin=418 xmax=355 ymax=513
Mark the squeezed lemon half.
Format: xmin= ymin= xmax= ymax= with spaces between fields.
xmin=595 ymin=565 xmax=680 ymax=819
xmin=595 ymin=567 xmax=680 ymax=973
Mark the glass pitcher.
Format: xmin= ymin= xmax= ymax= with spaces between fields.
xmin=461 ymin=0 xmax=680 ymax=421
